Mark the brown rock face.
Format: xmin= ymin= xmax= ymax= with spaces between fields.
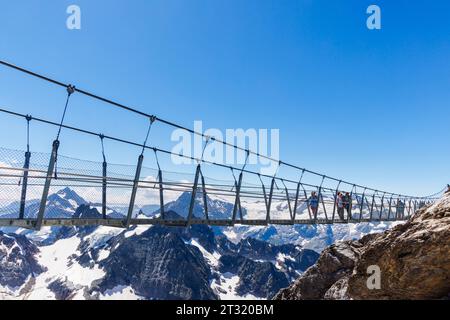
xmin=275 ymin=195 xmax=450 ymax=300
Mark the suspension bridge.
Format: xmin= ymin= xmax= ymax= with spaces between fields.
xmin=0 ymin=60 xmax=444 ymax=230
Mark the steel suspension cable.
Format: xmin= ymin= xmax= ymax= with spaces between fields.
xmin=141 ymin=116 xmax=156 ymax=156
xmin=0 ymin=60 xmax=435 ymax=198
xmin=56 ymin=85 xmax=76 ymax=140
xmin=100 ymin=134 xmax=106 ymax=162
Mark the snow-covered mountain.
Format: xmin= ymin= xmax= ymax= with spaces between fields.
xmin=0 ymin=231 xmax=45 ymax=295
xmin=218 ymin=221 xmax=401 ymax=253
xmin=0 ymin=187 xmax=124 ymax=219
xmin=0 ymin=219 xmax=318 ymax=300
xmin=0 ymin=187 xmax=84 ymax=219
xmin=147 ymin=191 xmax=246 ymax=219
xmin=0 ymin=187 xmax=403 ymax=300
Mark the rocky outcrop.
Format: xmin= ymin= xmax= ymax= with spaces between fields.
xmin=0 ymin=231 xmax=45 ymax=288
xmin=275 ymin=194 xmax=450 ymax=300
xmin=234 ymin=237 xmax=319 ymax=273
xmin=48 ymin=279 xmax=77 ymax=300
xmin=91 ymin=225 xmax=218 ymax=300
xmin=218 ymin=254 xmax=290 ymax=299
xmin=73 ymin=204 xmax=102 ymax=219
xmin=72 ymin=214 xmax=316 ymax=300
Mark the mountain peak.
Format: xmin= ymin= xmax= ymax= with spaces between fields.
xmin=55 ymin=187 xmax=87 ymax=206
xmin=158 ymin=191 xmax=245 ymax=220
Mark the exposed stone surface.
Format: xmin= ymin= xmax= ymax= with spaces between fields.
xmin=218 ymin=253 xmax=290 ymax=299
xmin=0 ymin=231 xmax=45 ymax=288
xmin=91 ymin=225 xmax=218 ymax=300
xmin=48 ymin=279 xmax=77 ymax=300
xmin=234 ymin=237 xmax=319 ymax=276
xmin=275 ymin=194 xmax=450 ymax=300
xmin=77 ymin=210 xmax=318 ymax=300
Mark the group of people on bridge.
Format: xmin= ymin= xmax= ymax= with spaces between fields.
xmin=307 ymin=191 xmax=407 ymax=220
xmin=307 ymin=191 xmax=352 ymax=219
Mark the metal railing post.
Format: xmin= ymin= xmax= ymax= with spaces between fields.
xmin=369 ymin=192 xmax=376 ymax=220
xmin=332 ymin=180 xmax=342 ymax=223
xmin=231 ymin=172 xmax=243 ymax=224
xmin=19 ymin=150 xmax=31 ymax=219
xmin=379 ymin=192 xmax=386 ymax=221
xmin=281 ymin=180 xmax=293 ymax=222
xmin=265 ymin=178 xmax=275 ymax=224
xmin=292 ymin=181 xmax=301 ymax=222
xmin=200 ymin=172 xmax=209 ymax=221
xmin=316 ymin=176 xmax=326 ymax=222
xmin=302 ymin=187 xmax=313 ymax=221
xmin=158 ymin=170 xmax=165 ymax=220
xmin=125 ymin=154 xmax=144 ymax=228
xmin=347 ymin=185 xmax=355 ymax=222
xmin=187 ymin=164 xmax=201 ymax=226
xmin=35 ymin=140 xmax=59 ymax=230
xmin=387 ymin=194 xmax=393 ymax=220
xmin=358 ymin=187 xmax=367 ymax=222
xmin=407 ymin=198 xmax=412 ymax=217
xmin=320 ymin=190 xmax=328 ymax=221
xmin=102 ymin=160 xmax=107 ymax=219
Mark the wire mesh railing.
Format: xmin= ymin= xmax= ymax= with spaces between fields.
xmin=0 ymin=146 xmax=437 ymax=229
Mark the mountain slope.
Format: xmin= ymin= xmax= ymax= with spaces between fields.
xmin=91 ymin=225 xmax=218 ymax=300
xmin=0 ymin=216 xmax=318 ymax=300
xmin=82 ymin=219 xmax=318 ymax=300
xmin=217 ymin=254 xmax=289 ymax=298
xmin=0 ymin=231 xmax=45 ymax=298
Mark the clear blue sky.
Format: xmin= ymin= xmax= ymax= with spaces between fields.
xmin=0 ymin=0 xmax=449 ymax=196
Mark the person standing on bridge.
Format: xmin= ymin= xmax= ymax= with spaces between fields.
xmin=397 ymin=200 xmax=405 ymax=219
xmin=336 ymin=192 xmax=345 ymax=220
xmin=308 ymin=191 xmax=319 ymax=218
xmin=343 ymin=192 xmax=352 ymax=218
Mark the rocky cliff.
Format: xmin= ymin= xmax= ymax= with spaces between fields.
xmin=0 ymin=231 xmax=45 ymax=289
xmin=91 ymin=225 xmax=218 ymax=300
xmin=275 ymin=194 xmax=450 ymax=300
